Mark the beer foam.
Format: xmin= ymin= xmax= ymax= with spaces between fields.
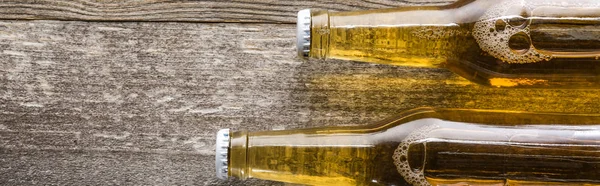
xmin=473 ymin=0 xmax=550 ymax=64
xmin=393 ymin=124 xmax=439 ymax=186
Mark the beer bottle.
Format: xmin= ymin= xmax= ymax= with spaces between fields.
xmin=215 ymin=108 xmax=600 ymax=185
xmin=296 ymin=0 xmax=600 ymax=88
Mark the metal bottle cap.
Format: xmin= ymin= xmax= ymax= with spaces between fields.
xmin=215 ymin=129 xmax=230 ymax=180
xmin=297 ymin=9 xmax=311 ymax=58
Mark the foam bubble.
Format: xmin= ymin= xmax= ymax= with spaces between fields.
xmin=412 ymin=27 xmax=456 ymax=40
xmin=393 ymin=124 xmax=440 ymax=186
xmin=473 ymin=0 xmax=551 ymax=64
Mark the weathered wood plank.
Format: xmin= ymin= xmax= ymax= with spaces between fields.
xmin=0 ymin=20 xmax=301 ymax=186
xmin=0 ymin=0 xmax=454 ymax=23
xmin=1 ymin=20 xmax=600 ymax=185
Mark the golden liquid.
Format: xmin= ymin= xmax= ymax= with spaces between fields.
xmin=228 ymin=108 xmax=600 ymax=186
xmin=310 ymin=0 xmax=600 ymax=88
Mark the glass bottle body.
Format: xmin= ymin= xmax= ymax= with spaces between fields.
xmin=226 ymin=108 xmax=600 ymax=186
xmin=306 ymin=0 xmax=600 ymax=88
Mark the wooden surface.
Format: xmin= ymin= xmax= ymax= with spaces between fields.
xmin=0 ymin=0 xmax=453 ymax=23
xmin=1 ymin=0 xmax=600 ymax=186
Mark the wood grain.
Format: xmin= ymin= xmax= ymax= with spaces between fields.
xmin=0 ymin=0 xmax=454 ymax=23
xmin=1 ymin=20 xmax=600 ymax=185
xmin=2 ymin=0 xmax=600 ymax=185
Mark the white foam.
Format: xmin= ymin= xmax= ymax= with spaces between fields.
xmin=473 ymin=0 xmax=551 ymax=64
xmin=393 ymin=124 xmax=440 ymax=186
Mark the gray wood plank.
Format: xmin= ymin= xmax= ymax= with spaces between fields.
xmin=0 ymin=0 xmax=454 ymax=23
xmin=1 ymin=20 xmax=600 ymax=185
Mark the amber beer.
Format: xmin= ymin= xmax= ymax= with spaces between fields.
xmin=216 ymin=108 xmax=600 ymax=185
xmin=297 ymin=0 xmax=600 ymax=88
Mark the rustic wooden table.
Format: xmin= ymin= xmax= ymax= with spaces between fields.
xmin=2 ymin=0 xmax=600 ymax=185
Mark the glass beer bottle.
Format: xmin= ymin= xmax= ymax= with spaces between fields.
xmin=215 ymin=108 xmax=600 ymax=186
xmin=296 ymin=0 xmax=600 ymax=88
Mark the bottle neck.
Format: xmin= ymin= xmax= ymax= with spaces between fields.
xmin=228 ymin=130 xmax=248 ymax=180
xmin=309 ymin=5 xmax=482 ymax=67
xmin=226 ymin=108 xmax=440 ymax=184
xmin=228 ymin=128 xmax=378 ymax=185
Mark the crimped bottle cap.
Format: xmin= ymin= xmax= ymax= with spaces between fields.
xmin=215 ymin=129 xmax=230 ymax=180
xmin=297 ymin=9 xmax=311 ymax=58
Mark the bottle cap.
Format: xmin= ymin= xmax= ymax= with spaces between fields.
xmin=297 ymin=9 xmax=311 ymax=58
xmin=215 ymin=129 xmax=230 ymax=180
